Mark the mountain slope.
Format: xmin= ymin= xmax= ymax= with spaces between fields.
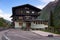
xmin=38 ymin=1 xmax=58 ymax=20
xmin=0 ymin=17 xmax=11 ymax=27
xmin=52 ymin=0 xmax=60 ymax=28
xmin=37 ymin=0 xmax=60 ymax=33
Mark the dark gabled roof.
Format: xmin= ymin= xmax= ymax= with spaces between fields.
xmin=12 ymin=4 xmax=41 ymax=12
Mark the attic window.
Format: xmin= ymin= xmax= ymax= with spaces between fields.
xmin=25 ymin=7 xmax=29 ymax=9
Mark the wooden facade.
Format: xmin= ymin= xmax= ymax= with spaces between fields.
xmin=11 ymin=4 xmax=48 ymax=30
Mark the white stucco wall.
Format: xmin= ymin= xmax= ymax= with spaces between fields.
xmin=14 ymin=22 xmax=48 ymax=29
xmin=31 ymin=22 xmax=48 ymax=29
xmin=22 ymin=22 xmax=26 ymax=27
xmin=15 ymin=22 xmax=21 ymax=28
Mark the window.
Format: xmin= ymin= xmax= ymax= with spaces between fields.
xmin=19 ymin=17 xmax=23 ymax=19
xmin=36 ymin=22 xmax=38 ymax=24
xmin=26 ymin=17 xmax=29 ymax=19
xmin=38 ymin=12 xmax=41 ymax=14
xmin=38 ymin=22 xmax=40 ymax=24
xmin=21 ymin=11 xmax=23 ymax=13
xmin=32 ymin=11 xmax=34 ymax=13
xmin=32 ymin=17 xmax=34 ymax=19
xmin=34 ymin=21 xmax=35 ymax=24
xmin=26 ymin=11 xmax=30 ymax=13
xmin=25 ymin=16 xmax=31 ymax=19
xmin=25 ymin=7 xmax=29 ymax=9
xmin=19 ymin=22 xmax=23 ymax=26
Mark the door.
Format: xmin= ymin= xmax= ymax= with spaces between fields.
xmin=26 ymin=22 xmax=31 ymax=30
xmin=19 ymin=22 xmax=23 ymax=28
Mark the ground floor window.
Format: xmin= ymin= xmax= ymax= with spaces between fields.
xmin=33 ymin=21 xmax=48 ymax=25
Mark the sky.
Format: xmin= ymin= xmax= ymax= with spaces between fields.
xmin=0 ymin=0 xmax=55 ymax=21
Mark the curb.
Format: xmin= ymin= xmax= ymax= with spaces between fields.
xmin=31 ymin=31 xmax=45 ymax=37
xmin=31 ymin=31 xmax=60 ymax=37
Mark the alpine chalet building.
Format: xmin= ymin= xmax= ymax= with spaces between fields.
xmin=11 ymin=4 xmax=48 ymax=30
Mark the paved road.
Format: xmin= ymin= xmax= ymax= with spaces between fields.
xmin=0 ymin=30 xmax=9 ymax=40
xmin=2 ymin=29 xmax=60 ymax=40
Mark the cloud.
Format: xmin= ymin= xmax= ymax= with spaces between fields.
xmin=36 ymin=0 xmax=55 ymax=9
xmin=36 ymin=4 xmax=47 ymax=9
xmin=38 ymin=0 xmax=55 ymax=3
xmin=0 ymin=9 xmax=12 ymax=21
